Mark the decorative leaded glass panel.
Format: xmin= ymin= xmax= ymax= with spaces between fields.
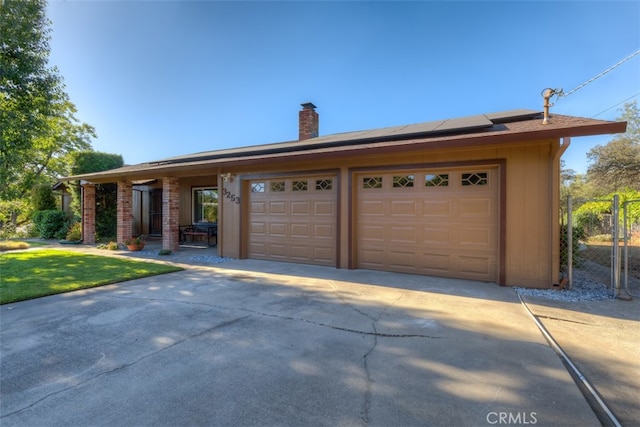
xmin=293 ymin=180 xmax=308 ymax=191
xmin=425 ymin=174 xmax=449 ymax=187
xmin=251 ymin=182 xmax=265 ymax=193
xmin=315 ymin=179 xmax=332 ymax=190
xmin=393 ymin=175 xmax=415 ymax=188
xmin=461 ymin=172 xmax=488 ymax=186
xmin=363 ymin=177 xmax=382 ymax=189
xmin=270 ymin=181 xmax=285 ymax=192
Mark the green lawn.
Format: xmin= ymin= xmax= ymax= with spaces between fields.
xmin=0 ymin=249 xmax=183 ymax=304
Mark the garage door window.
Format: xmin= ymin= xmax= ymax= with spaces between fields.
xmin=293 ymin=180 xmax=308 ymax=191
xmin=251 ymin=182 xmax=265 ymax=193
xmin=393 ymin=175 xmax=414 ymax=188
xmin=425 ymin=173 xmax=449 ymax=187
xmin=271 ymin=181 xmax=285 ymax=192
xmin=315 ymin=179 xmax=333 ymax=190
xmin=363 ymin=177 xmax=383 ymax=189
xmin=462 ymin=172 xmax=488 ymax=186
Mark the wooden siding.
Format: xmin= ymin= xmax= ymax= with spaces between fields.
xmin=220 ymin=139 xmax=558 ymax=288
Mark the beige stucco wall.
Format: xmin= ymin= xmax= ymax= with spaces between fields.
xmin=217 ymin=139 xmax=560 ymax=288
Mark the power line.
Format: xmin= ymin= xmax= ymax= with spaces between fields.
xmin=560 ymin=50 xmax=640 ymax=98
xmin=592 ymin=92 xmax=640 ymax=118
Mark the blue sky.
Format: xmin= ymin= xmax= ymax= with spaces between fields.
xmin=46 ymin=1 xmax=639 ymax=174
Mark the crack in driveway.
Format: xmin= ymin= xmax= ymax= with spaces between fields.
xmin=326 ymin=280 xmax=410 ymax=424
xmin=105 ymin=294 xmax=443 ymax=338
xmin=106 ymin=288 xmax=442 ymax=425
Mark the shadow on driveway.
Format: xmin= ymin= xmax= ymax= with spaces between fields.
xmin=0 ymin=259 xmax=625 ymax=426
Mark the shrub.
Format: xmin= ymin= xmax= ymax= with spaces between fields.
xmin=66 ymin=222 xmax=82 ymax=241
xmin=31 ymin=184 xmax=57 ymax=211
xmin=560 ymin=224 xmax=586 ymax=271
xmin=107 ymin=241 xmax=119 ymax=250
xmin=54 ymin=227 xmax=68 ymax=241
xmin=32 ymin=210 xmax=69 ymax=239
xmin=158 ymin=249 xmax=172 ymax=256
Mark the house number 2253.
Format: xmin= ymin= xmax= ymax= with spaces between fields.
xmin=222 ymin=188 xmax=240 ymax=204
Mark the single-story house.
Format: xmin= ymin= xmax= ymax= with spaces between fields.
xmin=62 ymin=103 xmax=626 ymax=288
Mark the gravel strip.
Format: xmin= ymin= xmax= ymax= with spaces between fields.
xmin=187 ymin=255 xmax=234 ymax=264
xmin=124 ymin=250 xmax=234 ymax=265
xmin=516 ymin=271 xmax=614 ymax=302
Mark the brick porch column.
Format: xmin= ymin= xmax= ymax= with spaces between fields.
xmin=117 ymin=180 xmax=133 ymax=243
xmin=82 ymin=183 xmax=96 ymax=244
xmin=162 ymin=176 xmax=180 ymax=252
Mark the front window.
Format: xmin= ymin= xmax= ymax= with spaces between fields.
xmin=192 ymin=187 xmax=218 ymax=223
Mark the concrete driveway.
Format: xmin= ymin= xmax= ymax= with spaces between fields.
xmin=1 ymin=260 xmax=602 ymax=426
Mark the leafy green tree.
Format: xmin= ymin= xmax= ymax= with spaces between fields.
xmin=0 ymin=0 xmax=95 ymax=227
xmin=586 ymin=101 xmax=640 ymax=193
xmin=0 ymin=0 xmax=58 ymax=170
xmin=573 ymin=189 xmax=640 ymax=239
xmin=69 ymin=151 xmax=124 ymax=176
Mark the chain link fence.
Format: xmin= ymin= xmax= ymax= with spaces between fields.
xmin=562 ymin=196 xmax=640 ymax=297
xmin=621 ymin=199 xmax=640 ymax=297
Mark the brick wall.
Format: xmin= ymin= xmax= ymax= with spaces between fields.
xmin=162 ymin=176 xmax=180 ymax=251
xmin=82 ymin=183 xmax=96 ymax=244
xmin=117 ymin=180 xmax=133 ymax=243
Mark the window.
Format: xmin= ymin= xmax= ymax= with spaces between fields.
xmin=251 ymin=182 xmax=265 ymax=193
xmin=461 ymin=172 xmax=488 ymax=186
xmin=293 ymin=180 xmax=308 ymax=191
xmin=393 ymin=175 xmax=414 ymax=188
xmin=315 ymin=179 xmax=332 ymax=190
xmin=270 ymin=181 xmax=285 ymax=192
xmin=363 ymin=177 xmax=383 ymax=189
xmin=425 ymin=174 xmax=449 ymax=187
xmin=192 ymin=187 xmax=218 ymax=223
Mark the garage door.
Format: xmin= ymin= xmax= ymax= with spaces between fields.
xmin=248 ymin=175 xmax=337 ymax=266
xmin=356 ymin=167 xmax=499 ymax=282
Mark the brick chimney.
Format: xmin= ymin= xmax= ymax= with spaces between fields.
xmin=299 ymin=102 xmax=319 ymax=140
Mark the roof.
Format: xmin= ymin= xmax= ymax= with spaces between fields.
xmin=63 ymin=109 xmax=627 ymax=183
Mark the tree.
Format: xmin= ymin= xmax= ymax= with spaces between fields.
xmin=31 ymin=183 xmax=56 ymax=211
xmin=69 ymin=151 xmax=124 ymax=177
xmin=586 ymin=101 xmax=640 ymax=193
xmin=0 ymin=0 xmax=95 ymax=226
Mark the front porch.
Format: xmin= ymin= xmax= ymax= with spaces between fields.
xmin=81 ymin=175 xmax=219 ymax=253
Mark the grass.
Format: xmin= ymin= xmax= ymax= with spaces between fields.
xmin=0 ymin=249 xmax=183 ymax=304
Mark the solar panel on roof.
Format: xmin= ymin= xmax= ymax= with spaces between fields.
xmin=485 ymin=109 xmax=540 ymax=123
xmin=308 ymin=114 xmax=493 ymax=146
xmin=146 ymin=109 xmax=539 ymax=165
xmin=436 ymin=115 xmax=493 ymax=132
